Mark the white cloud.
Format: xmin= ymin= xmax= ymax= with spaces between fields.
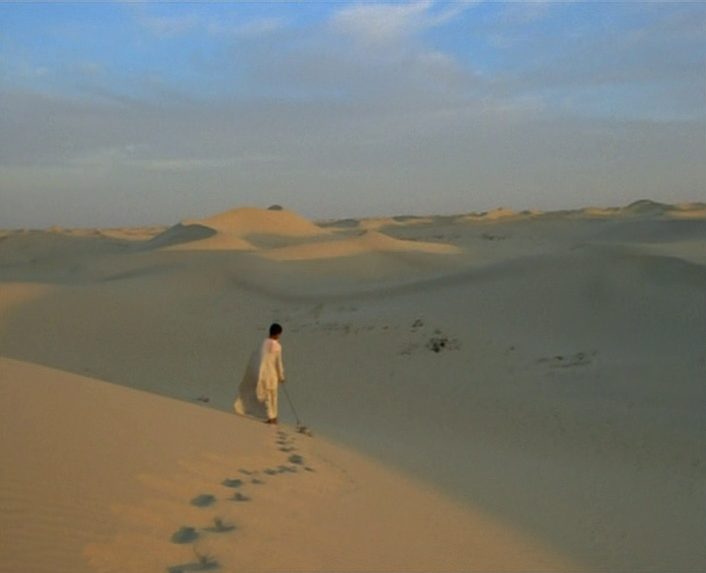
xmin=130 ymin=5 xmax=286 ymax=41
xmin=331 ymin=0 xmax=477 ymax=48
xmin=332 ymin=1 xmax=433 ymax=47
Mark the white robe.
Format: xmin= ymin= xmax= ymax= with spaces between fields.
xmin=234 ymin=338 xmax=284 ymax=419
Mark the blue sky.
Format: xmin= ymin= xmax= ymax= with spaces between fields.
xmin=1 ymin=1 xmax=704 ymax=227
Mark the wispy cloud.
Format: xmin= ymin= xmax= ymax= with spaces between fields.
xmin=228 ymin=0 xmax=482 ymax=105
xmin=332 ymin=1 xmax=434 ymax=47
xmin=130 ymin=4 xmax=287 ymax=41
xmin=331 ymin=0 xmax=477 ymax=48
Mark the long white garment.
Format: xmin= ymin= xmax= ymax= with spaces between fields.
xmin=234 ymin=338 xmax=284 ymax=419
xmin=256 ymin=338 xmax=285 ymax=398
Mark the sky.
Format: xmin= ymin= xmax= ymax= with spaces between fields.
xmin=0 ymin=1 xmax=704 ymax=228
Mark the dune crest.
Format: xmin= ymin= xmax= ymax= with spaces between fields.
xmin=358 ymin=216 xmax=436 ymax=231
xmin=580 ymin=207 xmax=621 ymax=218
xmin=186 ymin=207 xmax=329 ymax=238
xmin=262 ymin=230 xmax=460 ymax=261
xmin=462 ymin=207 xmax=523 ymax=222
xmin=151 ymin=207 xmax=329 ymax=251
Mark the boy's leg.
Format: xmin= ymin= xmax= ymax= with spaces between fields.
xmin=272 ymin=388 xmax=278 ymax=421
xmin=266 ymin=389 xmax=278 ymax=422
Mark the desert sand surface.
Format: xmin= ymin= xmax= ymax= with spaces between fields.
xmin=1 ymin=357 xmax=569 ymax=573
xmin=1 ymin=201 xmax=705 ymax=572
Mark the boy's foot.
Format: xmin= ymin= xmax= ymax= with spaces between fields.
xmin=265 ymin=418 xmax=278 ymax=425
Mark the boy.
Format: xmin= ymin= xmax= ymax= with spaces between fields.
xmin=256 ymin=323 xmax=285 ymax=424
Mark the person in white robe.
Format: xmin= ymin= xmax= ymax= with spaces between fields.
xmin=234 ymin=323 xmax=285 ymax=424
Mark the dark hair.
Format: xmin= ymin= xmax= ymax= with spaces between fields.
xmin=269 ymin=323 xmax=283 ymax=337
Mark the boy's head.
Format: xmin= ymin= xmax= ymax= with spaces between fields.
xmin=269 ymin=323 xmax=283 ymax=339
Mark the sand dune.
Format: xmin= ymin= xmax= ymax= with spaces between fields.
xmin=0 ymin=357 xmax=570 ymax=573
xmin=587 ymin=218 xmax=706 ymax=244
xmin=1 ymin=200 xmax=705 ymax=572
xmin=620 ymin=198 xmax=675 ymax=217
xmin=96 ymin=227 xmax=166 ymax=241
xmin=0 ymin=230 xmax=129 ymax=272
xmin=565 ymin=200 xmax=706 ymax=221
xmin=668 ymin=206 xmax=706 ymax=220
xmin=150 ymin=207 xmax=329 ymax=252
xmin=357 ymin=216 xmax=436 ymax=232
xmin=262 ymin=230 xmax=460 ymax=261
xmin=152 ymin=223 xmax=256 ymax=252
xmin=579 ymin=207 xmax=621 ymax=218
xmin=186 ymin=207 xmax=328 ymax=238
xmin=462 ymin=207 xmax=523 ymax=222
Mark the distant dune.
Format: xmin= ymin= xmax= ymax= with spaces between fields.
xmin=192 ymin=206 xmax=329 ymax=237
xmin=263 ymin=230 xmax=460 ymax=261
xmin=462 ymin=207 xmax=523 ymax=222
xmin=150 ymin=207 xmax=330 ymax=252
xmin=669 ymin=204 xmax=706 ymax=220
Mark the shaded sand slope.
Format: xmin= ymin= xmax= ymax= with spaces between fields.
xmin=283 ymin=249 xmax=706 ymax=571
xmin=1 ymin=204 xmax=705 ymax=571
xmin=0 ymin=358 xmax=570 ymax=573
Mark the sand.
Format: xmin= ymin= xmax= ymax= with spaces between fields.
xmin=462 ymin=207 xmax=524 ymax=222
xmin=1 ymin=202 xmax=705 ymax=572
xmin=1 ymin=358 xmax=568 ymax=573
xmin=151 ymin=207 xmax=331 ymax=252
xmin=261 ymin=230 xmax=460 ymax=261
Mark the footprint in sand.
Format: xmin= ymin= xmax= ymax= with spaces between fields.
xmin=167 ymin=549 xmax=219 ymax=573
xmin=170 ymin=526 xmax=199 ymax=544
xmin=276 ymin=431 xmax=293 ymax=445
xmin=190 ymin=494 xmax=217 ymax=508
xmin=221 ymin=478 xmax=244 ymax=488
xmin=169 ymin=425 xmax=320 ymax=573
xmin=204 ymin=516 xmax=236 ymax=533
xmin=169 ymin=434 xmax=316 ymax=569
